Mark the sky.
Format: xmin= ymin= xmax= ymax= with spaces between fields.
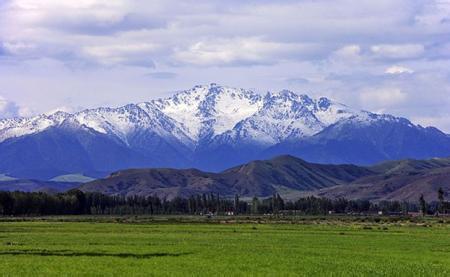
xmin=0 ymin=0 xmax=450 ymax=131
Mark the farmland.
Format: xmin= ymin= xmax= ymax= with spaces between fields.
xmin=0 ymin=216 xmax=449 ymax=276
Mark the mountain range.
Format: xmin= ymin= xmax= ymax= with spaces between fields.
xmin=1 ymin=83 xmax=450 ymax=180
xmin=80 ymin=155 xmax=450 ymax=202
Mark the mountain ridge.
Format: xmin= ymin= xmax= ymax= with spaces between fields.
xmin=1 ymin=83 xmax=450 ymax=179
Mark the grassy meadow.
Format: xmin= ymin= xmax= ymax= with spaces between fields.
xmin=0 ymin=216 xmax=449 ymax=276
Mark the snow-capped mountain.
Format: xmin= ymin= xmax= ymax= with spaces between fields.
xmin=0 ymin=83 xmax=366 ymax=145
xmin=1 ymin=83 xmax=450 ymax=179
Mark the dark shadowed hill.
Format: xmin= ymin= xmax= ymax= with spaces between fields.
xmin=79 ymin=155 xmax=450 ymax=202
xmin=312 ymin=166 xmax=450 ymax=202
xmin=300 ymin=157 xmax=450 ymax=202
xmin=79 ymin=155 xmax=373 ymax=199
xmin=221 ymin=155 xmax=373 ymax=193
xmin=368 ymin=157 xmax=450 ymax=175
xmin=80 ymin=168 xmax=229 ymax=200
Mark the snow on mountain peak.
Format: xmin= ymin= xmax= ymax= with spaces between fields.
xmin=0 ymin=111 xmax=74 ymax=143
xmin=152 ymin=84 xmax=263 ymax=141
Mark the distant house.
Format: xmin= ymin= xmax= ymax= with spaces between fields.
xmin=408 ymin=212 xmax=422 ymax=217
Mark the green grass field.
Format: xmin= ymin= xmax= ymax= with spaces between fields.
xmin=0 ymin=217 xmax=449 ymax=276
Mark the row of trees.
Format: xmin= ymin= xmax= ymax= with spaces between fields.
xmin=419 ymin=188 xmax=450 ymax=215
xmin=0 ymin=190 xmax=247 ymax=216
xmin=0 ymin=189 xmax=447 ymax=216
xmin=250 ymin=195 xmax=421 ymax=215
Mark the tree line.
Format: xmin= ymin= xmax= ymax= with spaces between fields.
xmin=0 ymin=189 xmax=447 ymax=216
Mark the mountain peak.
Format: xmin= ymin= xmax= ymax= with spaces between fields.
xmin=153 ymin=84 xmax=263 ymax=141
xmin=278 ymin=89 xmax=296 ymax=97
xmin=45 ymin=110 xmax=71 ymax=117
xmin=318 ymin=97 xmax=332 ymax=110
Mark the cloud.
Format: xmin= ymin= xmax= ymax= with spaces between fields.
xmin=4 ymin=0 xmax=166 ymax=36
xmin=359 ymin=88 xmax=408 ymax=109
xmin=145 ymin=72 xmax=177 ymax=79
xmin=414 ymin=0 xmax=450 ymax=28
xmin=172 ymin=37 xmax=319 ymax=66
xmin=0 ymin=1 xmax=439 ymax=67
xmin=0 ymin=96 xmax=20 ymax=118
xmin=329 ymin=45 xmax=362 ymax=63
xmin=46 ymin=13 xmax=166 ymax=36
xmin=0 ymin=41 xmax=36 ymax=55
xmin=428 ymin=42 xmax=450 ymax=59
xmin=370 ymin=44 xmax=425 ymax=59
xmin=285 ymin=77 xmax=309 ymax=85
xmin=333 ymin=45 xmax=361 ymax=58
xmin=385 ymin=65 xmax=414 ymax=74
xmin=81 ymin=43 xmax=158 ymax=67
xmin=45 ymin=105 xmax=80 ymax=115
xmin=0 ymin=96 xmax=32 ymax=118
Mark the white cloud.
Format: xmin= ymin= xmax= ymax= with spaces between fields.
xmin=329 ymin=44 xmax=362 ymax=63
xmin=385 ymin=65 xmax=414 ymax=74
xmin=81 ymin=43 xmax=159 ymax=66
xmin=172 ymin=37 xmax=318 ymax=66
xmin=6 ymin=0 xmax=132 ymax=33
xmin=359 ymin=88 xmax=407 ymax=108
xmin=0 ymin=96 xmax=32 ymax=118
xmin=414 ymin=0 xmax=450 ymax=29
xmin=1 ymin=41 xmax=36 ymax=55
xmin=0 ymin=96 xmax=19 ymax=118
xmin=45 ymin=105 xmax=79 ymax=115
xmin=370 ymin=44 xmax=425 ymax=59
